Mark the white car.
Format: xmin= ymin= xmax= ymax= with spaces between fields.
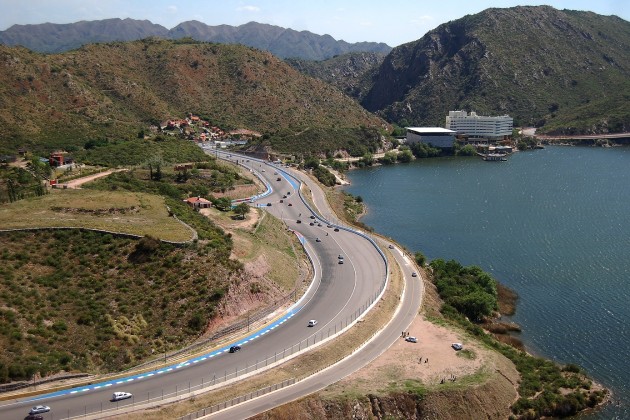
xmin=452 ymin=342 xmax=463 ymax=351
xmin=29 ymin=406 xmax=51 ymax=414
xmin=111 ymin=391 xmax=133 ymax=401
xmin=405 ymin=336 xmax=417 ymax=343
xmin=411 ymin=272 xmax=418 ymax=277
xmin=308 ymin=319 xmax=318 ymax=327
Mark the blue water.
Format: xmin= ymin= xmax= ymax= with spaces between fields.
xmin=344 ymin=146 xmax=630 ymax=418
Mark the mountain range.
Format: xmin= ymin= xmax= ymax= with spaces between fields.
xmin=0 ymin=19 xmax=391 ymax=61
xmin=357 ymin=6 xmax=630 ymax=134
xmin=1 ymin=6 xmax=629 ymax=157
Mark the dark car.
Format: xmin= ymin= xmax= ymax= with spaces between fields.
xmin=334 ymin=228 xmax=340 ymax=232
xmin=280 ymin=199 xmax=284 ymax=203
xmin=287 ymin=192 xmax=291 ymax=195
xmin=296 ymin=219 xmax=301 ymax=223
xmin=229 ymin=345 xmax=241 ymax=353
xmin=309 ymin=222 xmax=314 ymax=226
xmin=266 ymin=203 xmax=272 ymax=206
xmin=276 ymin=177 xmax=282 ymax=181
xmin=288 ymin=203 xmax=293 ymax=206
xmin=25 ymin=415 xmax=43 ymax=420
xmin=310 ymin=215 xmax=315 ymax=219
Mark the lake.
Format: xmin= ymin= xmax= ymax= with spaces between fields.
xmin=343 ymin=146 xmax=630 ymax=419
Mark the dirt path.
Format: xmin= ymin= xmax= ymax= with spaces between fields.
xmin=63 ymin=169 xmax=127 ymax=188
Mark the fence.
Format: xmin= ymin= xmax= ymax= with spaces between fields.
xmin=178 ymin=378 xmax=296 ymax=419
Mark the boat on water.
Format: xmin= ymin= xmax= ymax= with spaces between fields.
xmin=482 ymin=153 xmax=508 ymax=161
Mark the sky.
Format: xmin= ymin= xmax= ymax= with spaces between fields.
xmin=0 ymin=0 xmax=628 ymax=47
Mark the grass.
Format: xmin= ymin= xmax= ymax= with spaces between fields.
xmin=0 ymin=189 xmax=193 ymax=242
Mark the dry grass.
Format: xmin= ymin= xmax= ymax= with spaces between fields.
xmin=0 ymin=189 xmax=193 ymax=242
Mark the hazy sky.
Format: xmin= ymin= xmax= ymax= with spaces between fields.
xmin=1 ymin=0 xmax=628 ymax=47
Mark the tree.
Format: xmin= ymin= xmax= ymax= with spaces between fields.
xmin=213 ymin=197 xmax=232 ymax=212
xmin=397 ymin=150 xmax=413 ymax=163
xmin=233 ymin=202 xmax=250 ymax=219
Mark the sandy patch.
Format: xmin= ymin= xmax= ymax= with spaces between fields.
xmin=342 ymin=315 xmax=487 ymax=389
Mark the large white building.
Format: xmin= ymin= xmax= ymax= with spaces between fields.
xmin=406 ymin=127 xmax=456 ymax=148
xmin=445 ymin=110 xmax=513 ymax=141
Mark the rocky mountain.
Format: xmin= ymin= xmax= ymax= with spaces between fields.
xmin=0 ymin=38 xmax=385 ymax=154
xmin=286 ymin=52 xmax=386 ymax=100
xmin=359 ymin=6 xmax=630 ymax=134
xmin=0 ymin=19 xmax=391 ymax=60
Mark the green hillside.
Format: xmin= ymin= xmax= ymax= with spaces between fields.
xmin=0 ymin=38 xmax=386 ymax=155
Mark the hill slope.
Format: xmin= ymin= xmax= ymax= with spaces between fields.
xmin=0 ymin=19 xmax=391 ymax=60
xmin=0 ymin=39 xmax=385 ymax=154
xmin=360 ymin=6 xmax=630 ymax=134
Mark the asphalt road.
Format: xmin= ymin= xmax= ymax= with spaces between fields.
xmin=0 ymin=152 xmax=388 ymax=420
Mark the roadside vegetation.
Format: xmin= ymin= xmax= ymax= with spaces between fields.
xmin=426 ymin=258 xmax=608 ymax=418
xmin=0 ymin=229 xmax=238 ymax=383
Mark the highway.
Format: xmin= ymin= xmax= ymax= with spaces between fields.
xmin=0 ymin=152 xmax=389 ymax=420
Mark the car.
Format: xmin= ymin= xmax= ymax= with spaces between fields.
xmin=309 ymin=222 xmax=314 ymax=226
xmin=315 ymin=238 xmax=321 ymax=242
xmin=261 ymin=169 xmax=265 ymax=172
xmin=388 ymin=244 xmax=395 ymax=249
xmin=266 ymin=203 xmax=272 ymax=206
xmin=327 ymin=225 xmax=333 ymax=228
xmin=274 ymin=172 xmax=278 ymax=175
xmin=277 ymin=177 xmax=282 ymax=181
xmin=288 ymin=203 xmax=293 ymax=206
xmin=308 ymin=320 xmax=318 ymax=327
xmin=452 ymin=343 xmax=463 ymax=351
xmin=111 ymin=391 xmax=133 ymax=401
xmin=318 ymin=223 xmax=322 ymax=227
xmin=411 ymin=272 xmax=418 ymax=277
xmin=286 ymin=192 xmax=291 ymax=195
xmin=25 ymin=415 xmax=43 ymax=420
xmin=405 ymin=336 xmax=418 ymax=343
xmin=338 ymin=254 xmax=344 ymax=259
xmin=338 ymin=260 xmax=344 ymax=264
xmin=29 ymin=406 xmax=50 ymax=415
xmin=310 ymin=215 xmax=315 ymax=219
xmin=334 ymin=228 xmax=340 ymax=232
xmin=229 ymin=345 xmax=241 ymax=353
xmin=280 ymin=199 xmax=284 ymax=203
xmin=282 ymin=195 xmax=287 ymax=199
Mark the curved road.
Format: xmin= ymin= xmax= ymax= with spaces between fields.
xmin=0 ymin=153 xmax=388 ymax=419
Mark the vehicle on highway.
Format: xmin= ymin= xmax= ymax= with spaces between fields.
xmin=452 ymin=343 xmax=463 ymax=351
xmin=29 ymin=406 xmax=50 ymax=415
xmin=308 ymin=320 xmax=318 ymax=327
xmin=315 ymin=238 xmax=321 ymax=242
xmin=388 ymin=244 xmax=395 ymax=249
xmin=111 ymin=392 xmax=133 ymax=402
xmin=229 ymin=345 xmax=242 ymax=353
xmin=405 ymin=336 xmax=417 ymax=343
xmin=25 ymin=415 xmax=43 ymax=420
xmin=411 ymin=272 xmax=418 ymax=277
